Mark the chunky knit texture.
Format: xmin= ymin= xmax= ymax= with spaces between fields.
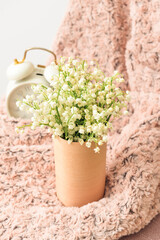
xmin=1 ymin=0 xmax=160 ymax=239
xmin=0 ymin=97 xmax=159 ymax=240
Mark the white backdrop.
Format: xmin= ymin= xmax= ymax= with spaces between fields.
xmin=0 ymin=0 xmax=69 ymax=97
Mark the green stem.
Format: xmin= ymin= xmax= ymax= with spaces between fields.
xmin=55 ymin=87 xmax=66 ymax=136
xmin=23 ymin=101 xmax=37 ymax=110
xmin=56 ymin=106 xmax=62 ymax=125
xmin=106 ymin=115 xmax=111 ymax=122
xmin=17 ymin=124 xmax=32 ymax=129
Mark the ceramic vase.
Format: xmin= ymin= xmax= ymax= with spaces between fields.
xmin=53 ymin=136 xmax=106 ymax=207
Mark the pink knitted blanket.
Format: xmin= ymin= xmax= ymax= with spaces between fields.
xmin=0 ymin=92 xmax=159 ymax=240
xmin=1 ymin=0 xmax=160 ymax=238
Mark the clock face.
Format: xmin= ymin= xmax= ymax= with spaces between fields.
xmin=7 ymin=83 xmax=34 ymax=119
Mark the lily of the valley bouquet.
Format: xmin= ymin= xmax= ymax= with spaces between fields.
xmin=16 ymin=57 xmax=130 ymax=153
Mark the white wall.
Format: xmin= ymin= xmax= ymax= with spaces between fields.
xmin=0 ymin=0 xmax=69 ymax=97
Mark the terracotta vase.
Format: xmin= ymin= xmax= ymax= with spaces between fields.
xmin=53 ymin=136 xmax=106 ymax=207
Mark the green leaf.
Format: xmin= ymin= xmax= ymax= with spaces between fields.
xmin=55 ymin=115 xmax=60 ymax=124
xmin=67 ymin=81 xmax=72 ymax=88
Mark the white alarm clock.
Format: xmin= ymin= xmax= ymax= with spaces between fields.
xmin=6 ymin=47 xmax=57 ymax=119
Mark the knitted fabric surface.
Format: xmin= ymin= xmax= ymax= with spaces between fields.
xmin=0 ymin=1 xmax=160 ymax=240
xmin=0 ymin=95 xmax=159 ymax=240
xmin=48 ymin=0 xmax=160 ymax=238
xmin=0 ymin=96 xmax=160 ymax=240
